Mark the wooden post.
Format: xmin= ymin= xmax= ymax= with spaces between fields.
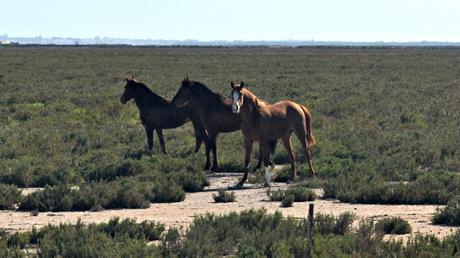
xmin=306 ymin=203 xmax=314 ymax=258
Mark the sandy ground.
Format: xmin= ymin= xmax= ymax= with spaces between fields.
xmin=0 ymin=174 xmax=457 ymax=239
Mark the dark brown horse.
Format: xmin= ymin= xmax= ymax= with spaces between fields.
xmin=230 ymin=81 xmax=316 ymax=187
xmin=172 ymin=78 xmax=264 ymax=171
xmin=120 ymin=77 xmax=206 ymax=154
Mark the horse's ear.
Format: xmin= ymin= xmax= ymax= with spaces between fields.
xmin=231 ymin=81 xmax=235 ymax=88
xmin=240 ymin=81 xmax=245 ymax=88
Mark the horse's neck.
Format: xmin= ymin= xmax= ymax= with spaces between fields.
xmin=191 ymin=89 xmax=227 ymax=110
xmin=241 ymin=95 xmax=261 ymax=126
xmin=133 ymin=89 xmax=166 ymax=110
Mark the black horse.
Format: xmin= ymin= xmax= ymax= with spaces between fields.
xmin=120 ymin=77 xmax=206 ymax=154
xmin=172 ymin=78 xmax=264 ymax=171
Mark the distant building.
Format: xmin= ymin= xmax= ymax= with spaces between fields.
xmin=0 ymin=40 xmax=19 ymax=45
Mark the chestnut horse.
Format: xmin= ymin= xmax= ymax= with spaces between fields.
xmin=172 ymin=78 xmax=265 ymax=171
xmin=120 ymin=77 xmax=206 ymax=154
xmin=230 ymin=81 xmax=316 ymax=187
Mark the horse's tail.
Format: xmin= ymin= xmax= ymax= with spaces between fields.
xmin=299 ymin=104 xmax=316 ymax=145
xmin=268 ymin=140 xmax=277 ymax=155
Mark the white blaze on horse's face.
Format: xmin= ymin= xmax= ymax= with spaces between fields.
xmin=232 ymin=90 xmax=242 ymax=114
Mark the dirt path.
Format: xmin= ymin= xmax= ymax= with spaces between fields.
xmin=0 ymin=175 xmax=457 ymax=238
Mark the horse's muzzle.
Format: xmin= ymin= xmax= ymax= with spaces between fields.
xmin=232 ymin=104 xmax=240 ymax=114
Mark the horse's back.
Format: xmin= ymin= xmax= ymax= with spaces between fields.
xmin=266 ymin=100 xmax=304 ymax=118
xmin=141 ymin=103 xmax=190 ymax=129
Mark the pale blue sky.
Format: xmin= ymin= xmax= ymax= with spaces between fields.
xmin=1 ymin=0 xmax=459 ymax=41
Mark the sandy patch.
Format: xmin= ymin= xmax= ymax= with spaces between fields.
xmin=0 ymin=175 xmax=456 ymax=239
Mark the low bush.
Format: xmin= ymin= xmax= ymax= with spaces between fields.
xmin=267 ymin=186 xmax=316 ymax=202
xmin=38 ymin=221 xmax=161 ymax=257
xmin=0 ymin=184 xmax=23 ymax=210
xmin=18 ymin=177 xmax=186 ymax=211
xmin=376 ymin=217 xmax=412 ymax=234
xmin=315 ymin=212 xmax=355 ymax=235
xmin=281 ymin=194 xmax=294 ymax=207
xmin=323 ymin=172 xmax=459 ymax=205
xmin=267 ymin=188 xmax=285 ymax=201
xmin=212 ymin=189 xmax=235 ymax=203
xmin=285 ymin=186 xmax=316 ymax=202
xmin=97 ymin=217 xmax=165 ymax=241
xmin=167 ymin=170 xmax=208 ymax=193
xmin=80 ymin=159 xmax=145 ymax=183
xmin=432 ymin=197 xmax=460 ymax=226
xmin=152 ymin=183 xmax=185 ymax=203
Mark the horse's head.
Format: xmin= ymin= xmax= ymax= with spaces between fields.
xmin=230 ymin=81 xmax=246 ymax=114
xmin=172 ymin=77 xmax=192 ymax=107
xmin=120 ymin=76 xmax=138 ymax=104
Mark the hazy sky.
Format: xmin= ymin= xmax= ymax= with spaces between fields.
xmin=2 ymin=0 xmax=459 ymax=41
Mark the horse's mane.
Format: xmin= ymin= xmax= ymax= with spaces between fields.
xmin=240 ymin=88 xmax=269 ymax=126
xmin=134 ymin=81 xmax=169 ymax=104
xmin=187 ymin=80 xmax=227 ymax=103
xmin=242 ymin=88 xmax=269 ymax=110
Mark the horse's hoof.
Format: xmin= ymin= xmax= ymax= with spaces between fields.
xmin=264 ymin=182 xmax=271 ymax=188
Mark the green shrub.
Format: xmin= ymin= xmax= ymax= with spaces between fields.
xmin=0 ymin=184 xmax=23 ymax=210
xmin=281 ymin=195 xmax=294 ymax=207
xmin=0 ymin=240 xmax=25 ymax=258
xmin=18 ymin=177 xmax=186 ymax=211
xmin=18 ymin=185 xmax=76 ymax=211
xmin=285 ymin=186 xmax=316 ymax=202
xmin=353 ymin=219 xmax=385 ymax=256
xmin=38 ymin=222 xmax=160 ymax=258
xmin=315 ymin=212 xmax=355 ymax=235
xmin=323 ymin=172 xmax=457 ymax=205
xmin=169 ymin=170 xmax=208 ymax=192
xmin=213 ymin=189 xmax=236 ymax=203
xmin=432 ymin=197 xmax=460 ymax=226
xmin=152 ymin=183 xmax=185 ymax=203
xmin=376 ymin=217 xmax=412 ymax=234
xmin=34 ymin=166 xmax=78 ymax=186
xmin=268 ymin=186 xmax=316 ymax=203
xmin=98 ymin=217 xmax=165 ymax=241
xmin=6 ymin=232 xmax=30 ymax=249
xmin=81 ymin=159 xmax=145 ymax=182
xmin=267 ymin=188 xmax=285 ymax=201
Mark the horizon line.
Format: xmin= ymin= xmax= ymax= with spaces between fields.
xmin=2 ymin=34 xmax=460 ymax=44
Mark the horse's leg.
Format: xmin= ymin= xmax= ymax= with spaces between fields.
xmin=282 ymin=132 xmax=296 ymax=182
xmin=237 ymin=138 xmax=253 ymax=187
xmin=194 ymin=135 xmax=204 ymax=154
xmin=260 ymin=141 xmax=272 ymax=187
xmin=202 ymin=132 xmax=212 ymax=170
xmin=191 ymin=118 xmax=206 ymax=153
xmin=296 ymin=130 xmax=316 ymax=177
xmin=156 ymin=129 xmax=166 ymax=154
xmin=210 ymin=134 xmax=219 ymax=171
xmin=145 ymin=126 xmax=154 ymax=151
xmin=254 ymin=144 xmax=262 ymax=171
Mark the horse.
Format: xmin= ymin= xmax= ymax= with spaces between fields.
xmin=172 ymin=78 xmax=264 ymax=171
xmin=230 ymin=81 xmax=316 ymax=187
xmin=120 ymin=77 xmax=207 ymax=154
